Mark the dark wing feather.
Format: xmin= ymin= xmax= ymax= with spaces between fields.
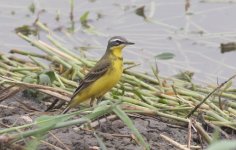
xmin=71 ymin=59 xmax=111 ymax=100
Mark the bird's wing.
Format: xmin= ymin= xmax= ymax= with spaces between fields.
xmin=71 ymin=59 xmax=111 ymax=100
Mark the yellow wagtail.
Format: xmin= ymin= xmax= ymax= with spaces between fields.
xmin=62 ymin=36 xmax=134 ymax=113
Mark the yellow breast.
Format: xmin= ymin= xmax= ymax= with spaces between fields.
xmin=70 ymin=55 xmax=123 ymax=107
xmin=92 ymin=56 xmax=123 ymax=97
xmin=92 ymin=46 xmax=124 ymax=97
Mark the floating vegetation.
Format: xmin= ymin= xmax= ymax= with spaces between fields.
xmin=221 ymin=42 xmax=236 ymax=53
xmin=155 ymin=52 xmax=175 ymax=60
xmin=80 ymin=11 xmax=90 ymax=28
xmin=28 ymin=2 xmax=36 ymax=14
xmin=15 ymin=25 xmax=38 ymax=36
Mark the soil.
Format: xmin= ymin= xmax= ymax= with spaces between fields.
xmin=1 ymin=93 xmax=204 ymax=150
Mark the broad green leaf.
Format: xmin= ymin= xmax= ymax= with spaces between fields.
xmin=113 ymin=106 xmax=150 ymax=150
xmin=38 ymin=70 xmax=57 ymax=85
xmin=38 ymin=73 xmax=51 ymax=85
xmin=155 ymin=52 xmax=175 ymax=60
xmin=206 ymin=140 xmax=236 ymax=150
xmin=45 ymin=71 xmax=57 ymax=83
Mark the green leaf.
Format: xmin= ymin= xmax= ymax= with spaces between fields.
xmin=22 ymin=76 xmax=36 ymax=83
xmin=29 ymin=3 xmax=36 ymax=14
xmin=38 ymin=73 xmax=51 ymax=85
xmin=173 ymin=71 xmax=194 ymax=82
xmin=206 ymin=140 xmax=236 ymax=150
xmin=135 ymin=6 xmax=146 ymax=19
xmin=113 ymin=106 xmax=150 ymax=150
xmin=15 ymin=25 xmax=37 ymax=36
xmin=135 ymin=2 xmax=156 ymax=19
xmin=37 ymin=71 xmax=56 ymax=85
xmin=80 ymin=11 xmax=90 ymax=28
xmin=44 ymin=71 xmax=57 ymax=83
xmin=155 ymin=52 xmax=175 ymax=60
xmin=94 ymin=132 xmax=107 ymax=150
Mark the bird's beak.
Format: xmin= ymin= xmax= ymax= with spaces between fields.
xmin=124 ymin=41 xmax=135 ymax=45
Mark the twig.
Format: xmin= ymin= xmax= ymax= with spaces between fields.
xmin=183 ymin=145 xmax=201 ymax=149
xmin=192 ymin=120 xmax=212 ymax=144
xmin=160 ymin=134 xmax=190 ymax=150
xmin=203 ymin=120 xmax=230 ymax=139
xmin=16 ymin=100 xmax=40 ymax=112
xmin=187 ymin=119 xmax=192 ymax=148
xmin=81 ymin=128 xmax=132 ymax=138
xmin=48 ymin=131 xmax=70 ymax=150
xmin=0 ymin=85 xmax=23 ymax=102
xmin=123 ymin=63 xmax=140 ymax=71
xmin=38 ymin=89 xmax=70 ymax=102
xmin=186 ymin=74 xmax=236 ymax=118
xmin=0 ymin=75 xmax=71 ymax=96
xmin=40 ymin=140 xmax=64 ymax=150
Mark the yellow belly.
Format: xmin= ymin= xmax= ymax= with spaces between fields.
xmin=69 ymin=59 xmax=123 ymax=108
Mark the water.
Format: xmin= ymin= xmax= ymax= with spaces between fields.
xmin=0 ymin=0 xmax=235 ymax=84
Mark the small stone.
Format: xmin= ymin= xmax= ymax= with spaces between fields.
xmin=112 ymin=120 xmax=125 ymax=129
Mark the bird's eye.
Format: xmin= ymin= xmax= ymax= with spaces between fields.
xmin=113 ymin=40 xmax=122 ymax=46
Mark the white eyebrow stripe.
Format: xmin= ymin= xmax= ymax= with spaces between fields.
xmin=110 ymin=38 xmax=122 ymax=42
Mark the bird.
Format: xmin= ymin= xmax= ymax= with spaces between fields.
xmin=62 ymin=36 xmax=134 ymax=114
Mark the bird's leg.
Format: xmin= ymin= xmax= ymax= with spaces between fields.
xmin=94 ymin=96 xmax=105 ymax=129
xmin=45 ymin=98 xmax=59 ymax=112
xmin=54 ymin=101 xmax=66 ymax=110
xmin=89 ymin=96 xmax=104 ymax=107
xmin=96 ymin=96 xmax=104 ymax=105
xmin=97 ymin=96 xmax=112 ymax=130
xmin=90 ymin=97 xmax=95 ymax=107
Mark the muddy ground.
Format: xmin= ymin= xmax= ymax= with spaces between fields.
xmin=1 ymin=93 xmax=207 ymax=150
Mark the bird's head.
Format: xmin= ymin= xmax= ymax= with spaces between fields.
xmin=106 ymin=36 xmax=134 ymax=55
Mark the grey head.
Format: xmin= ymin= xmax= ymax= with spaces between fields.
xmin=107 ymin=36 xmax=134 ymax=49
